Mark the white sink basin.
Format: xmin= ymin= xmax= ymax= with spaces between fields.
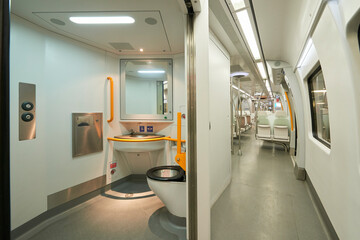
xmin=113 ymin=140 xmax=166 ymax=152
xmin=113 ymin=134 xmax=166 ymax=152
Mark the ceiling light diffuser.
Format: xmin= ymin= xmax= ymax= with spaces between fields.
xmin=231 ymin=0 xmax=246 ymax=11
xmin=69 ymin=16 xmax=135 ymax=24
xmin=256 ymin=62 xmax=267 ymax=79
xmin=138 ymin=70 xmax=165 ymax=74
xmin=236 ymin=10 xmax=261 ymax=60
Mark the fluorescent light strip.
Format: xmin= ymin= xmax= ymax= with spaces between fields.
xmin=312 ymin=90 xmax=327 ymax=93
xmin=231 ymin=0 xmax=246 ymax=11
xmin=236 ymin=10 xmax=261 ymax=60
xmin=138 ymin=70 xmax=165 ymax=74
xmin=297 ymin=38 xmax=313 ymax=68
xmin=231 ymin=85 xmax=252 ymax=97
xmin=69 ymin=16 xmax=135 ymax=24
xmin=256 ymin=62 xmax=267 ymax=79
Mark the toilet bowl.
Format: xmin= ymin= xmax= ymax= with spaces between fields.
xmin=146 ymin=165 xmax=186 ymax=218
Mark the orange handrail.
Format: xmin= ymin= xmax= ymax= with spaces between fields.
xmin=175 ymin=112 xmax=186 ymax=171
xmin=285 ymin=92 xmax=294 ymax=131
xmin=107 ymin=77 xmax=114 ymax=123
xmin=107 ymin=112 xmax=186 ymax=171
xmin=107 ymin=136 xmax=185 ymax=143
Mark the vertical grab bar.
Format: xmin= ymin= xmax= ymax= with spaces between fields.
xmin=107 ymin=77 xmax=114 ymax=123
xmin=175 ymin=112 xmax=186 ymax=171
xmin=285 ymin=91 xmax=293 ymax=131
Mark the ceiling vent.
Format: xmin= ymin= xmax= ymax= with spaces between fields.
xmin=109 ymin=42 xmax=134 ymax=51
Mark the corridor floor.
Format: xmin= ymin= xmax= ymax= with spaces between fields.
xmin=211 ymin=130 xmax=329 ymax=240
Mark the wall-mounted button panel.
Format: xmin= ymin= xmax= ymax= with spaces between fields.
xmin=19 ymin=83 xmax=36 ymax=141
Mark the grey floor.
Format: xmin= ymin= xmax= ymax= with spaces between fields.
xmin=27 ymin=177 xmax=185 ymax=240
xmin=211 ymin=130 xmax=329 ymax=240
xmin=25 ymin=130 xmax=328 ymax=240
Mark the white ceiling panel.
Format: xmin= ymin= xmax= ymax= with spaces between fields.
xmin=34 ymin=11 xmax=171 ymax=54
xmin=11 ymin=0 xmax=185 ymax=55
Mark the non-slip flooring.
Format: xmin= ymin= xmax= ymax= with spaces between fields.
xmin=26 ymin=177 xmax=184 ymax=240
xmin=211 ymin=130 xmax=329 ymax=240
xmin=23 ymin=129 xmax=328 ymax=240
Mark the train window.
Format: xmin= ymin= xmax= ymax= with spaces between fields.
xmin=308 ymin=66 xmax=331 ymax=148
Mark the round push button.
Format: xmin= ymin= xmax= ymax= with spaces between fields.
xmin=21 ymin=102 xmax=34 ymax=111
xmin=21 ymin=113 xmax=34 ymax=122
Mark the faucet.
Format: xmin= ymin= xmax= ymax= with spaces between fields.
xmin=129 ymin=128 xmax=135 ymax=135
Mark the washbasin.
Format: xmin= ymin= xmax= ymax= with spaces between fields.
xmin=113 ymin=133 xmax=166 ymax=152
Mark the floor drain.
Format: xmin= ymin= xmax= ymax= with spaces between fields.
xmin=125 ymin=193 xmax=134 ymax=198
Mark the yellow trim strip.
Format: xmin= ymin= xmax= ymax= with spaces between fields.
xmin=107 ymin=77 xmax=114 ymax=123
xmin=285 ymin=92 xmax=294 ymax=131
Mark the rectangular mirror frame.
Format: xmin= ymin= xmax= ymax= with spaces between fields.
xmin=120 ymin=58 xmax=173 ymax=120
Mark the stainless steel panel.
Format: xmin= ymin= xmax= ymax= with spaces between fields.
xmin=47 ymin=175 xmax=106 ymax=209
xmin=19 ymin=83 xmax=36 ymax=141
xmin=187 ymin=13 xmax=198 ymax=239
xmin=72 ymin=113 xmax=103 ymax=157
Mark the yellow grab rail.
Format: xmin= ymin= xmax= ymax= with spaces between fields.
xmin=285 ymin=92 xmax=294 ymax=131
xmin=107 ymin=136 xmax=185 ymax=143
xmin=175 ymin=112 xmax=186 ymax=171
xmin=107 ymin=112 xmax=186 ymax=171
xmin=107 ymin=77 xmax=114 ymax=123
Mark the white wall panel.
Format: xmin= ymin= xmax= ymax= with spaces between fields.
xmin=209 ymin=36 xmax=231 ymax=206
xmin=296 ymin=4 xmax=360 ymax=239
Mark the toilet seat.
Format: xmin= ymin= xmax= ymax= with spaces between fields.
xmin=146 ymin=166 xmax=185 ymax=182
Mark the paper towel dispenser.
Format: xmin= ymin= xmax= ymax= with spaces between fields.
xmin=72 ymin=113 xmax=103 ymax=157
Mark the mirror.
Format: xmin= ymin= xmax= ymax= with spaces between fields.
xmin=120 ymin=59 xmax=173 ymax=120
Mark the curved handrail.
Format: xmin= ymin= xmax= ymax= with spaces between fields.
xmin=107 ymin=136 xmax=185 ymax=143
xmin=107 ymin=77 xmax=114 ymax=123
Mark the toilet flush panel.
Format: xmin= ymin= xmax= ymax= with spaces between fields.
xmin=72 ymin=113 xmax=103 ymax=157
xmin=19 ymin=83 xmax=36 ymax=141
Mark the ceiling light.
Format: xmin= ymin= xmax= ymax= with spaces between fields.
xmin=140 ymin=48 xmax=144 ymax=52
xmin=230 ymin=71 xmax=249 ymax=77
xmin=297 ymin=38 xmax=313 ymax=68
xmin=256 ymin=62 xmax=267 ymax=79
xmin=265 ymin=80 xmax=270 ymax=89
xmin=231 ymin=0 xmax=246 ymax=11
xmin=69 ymin=16 xmax=135 ymax=24
xmin=312 ymin=90 xmax=327 ymax=93
xmin=138 ymin=70 xmax=165 ymax=74
xmin=236 ymin=10 xmax=261 ymax=60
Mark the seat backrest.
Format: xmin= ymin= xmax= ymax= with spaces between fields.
xmin=275 ymin=111 xmax=287 ymax=118
xmin=273 ymin=118 xmax=289 ymax=127
xmin=258 ymin=117 xmax=270 ymax=125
